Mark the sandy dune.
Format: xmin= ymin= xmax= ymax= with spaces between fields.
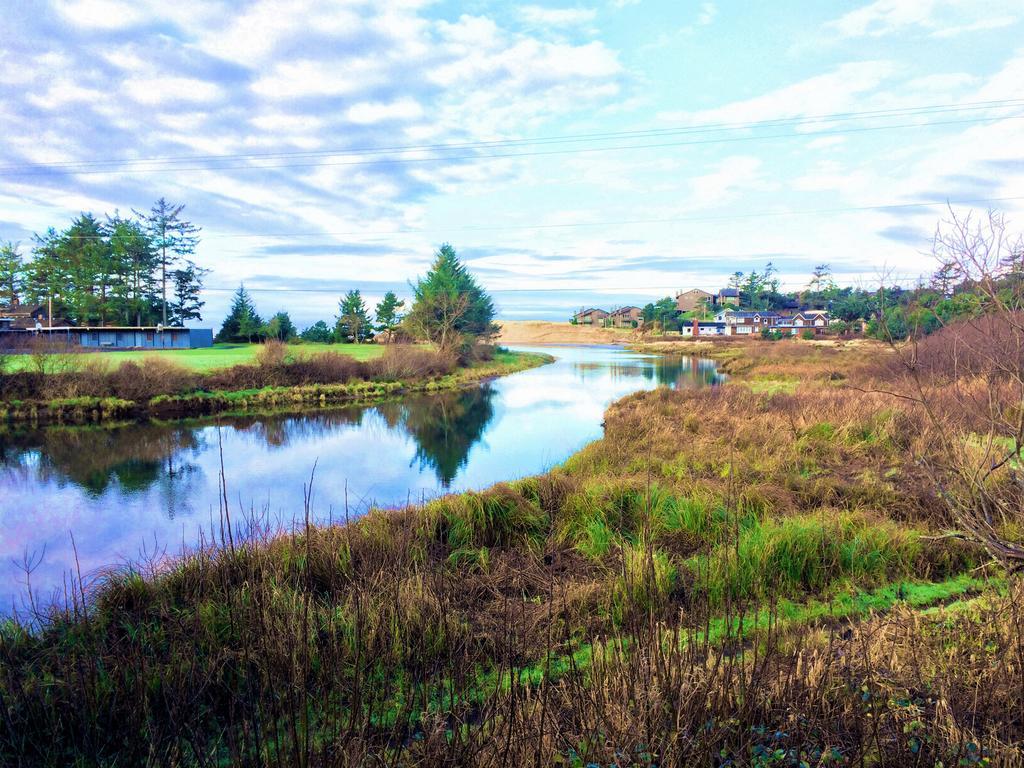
xmin=496 ymin=321 xmax=643 ymax=345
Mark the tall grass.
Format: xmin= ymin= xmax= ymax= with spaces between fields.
xmin=1 ymin=339 xmax=1020 ymax=764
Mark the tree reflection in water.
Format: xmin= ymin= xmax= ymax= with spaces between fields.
xmin=389 ymin=384 xmax=496 ymax=488
xmin=0 ymin=385 xmax=499 ymax=498
xmin=573 ymin=355 xmax=723 ymax=389
xmin=0 ymin=356 xmax=716 ymax=500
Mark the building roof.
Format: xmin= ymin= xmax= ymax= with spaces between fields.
xmin=724 ymin=310 xmax=779 ymax=318
xmin=676 ymin=288 xmax=713 ymax=297
xmin=574 ymin=307 xmax=608 ymax=316
xmin=609 ymin=306 xmax=641 ymax=315
xmin=719 ymin=288 xmax=740 ymax=297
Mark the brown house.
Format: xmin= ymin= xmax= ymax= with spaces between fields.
xmin=609 ymin=306 xmax=642 ymax=328
xmin=573 ymin=307 xmax=610 ymax=325
xmin=0 ymin=303 xmax=69 ymax=330
xmin=675 ymin=288 xmax=715 ymax=313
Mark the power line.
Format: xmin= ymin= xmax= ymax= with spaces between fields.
xmin=4 ymin=111 xmax=1023 ymax=177
xmin=3 ymin=97 xmax=1022 ymax=173
xmin=214 ymin=195 xmax=1024 ymax=243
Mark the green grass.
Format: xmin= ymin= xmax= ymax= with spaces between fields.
xmin=2 ymin=342 xmax=386 ymax=373
xmin=742 ymin=376 xmax=799 ymax=395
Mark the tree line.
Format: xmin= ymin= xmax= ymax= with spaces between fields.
xmin=216 ymin=244 xmax=498 ymax=353
xmin=216 ymin=286 xmax=405 ymax=344
xmin=0 ymin=199 xmax=205 ymax=327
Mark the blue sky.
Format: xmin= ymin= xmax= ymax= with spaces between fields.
xmin=1 ymin=0 xmax=1023 ymax=325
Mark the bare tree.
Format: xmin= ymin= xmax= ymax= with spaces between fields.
xmin=880 ymin=209 xmax=1024 ymax=569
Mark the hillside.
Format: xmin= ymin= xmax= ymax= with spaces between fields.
xmin=497 ymin=320 xmax=641 ymax=344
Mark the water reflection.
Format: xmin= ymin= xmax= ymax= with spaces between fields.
xmin=0 ymin=347 xmax=720 ymax=611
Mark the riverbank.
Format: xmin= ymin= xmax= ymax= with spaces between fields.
xmin=0 ymin=349 xmax=552 ymax=425
xmin=2 ymin=336 xmax=1018 ymax=765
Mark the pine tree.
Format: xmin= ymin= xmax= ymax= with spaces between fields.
xmin=216 ymin=285 xmax=263 ymax=342
xmin=406 ymin=244 xmax=496 ymax=354
xmin=105 ymin=214 xmax=159 ymax=325
xmin=335 ymin=289 xmax=372 ymax=343
xmin=0 ymin=242 xmax=23 ymax=308
xmin=300 ymin=320 xmax=333 ymax=343
xmin=374 ymin=291 xmax=405 ymax=342
xmin=135 ymin=198 xmax=200 ymax=325
xmin=169 ymin=261 xmax=209 ymax=325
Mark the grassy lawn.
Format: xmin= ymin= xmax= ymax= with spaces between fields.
xmin=2 ymin=342 xmax=386 ymax=373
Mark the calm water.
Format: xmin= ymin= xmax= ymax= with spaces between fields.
xmin=0 ymin=346 xmax=721 ymax=611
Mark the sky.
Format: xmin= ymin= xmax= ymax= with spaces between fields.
xmin=1 ymin=0 xmax=1023 ymax=326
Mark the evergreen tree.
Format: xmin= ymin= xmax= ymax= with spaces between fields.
xmin=216 ymin=285 xmax=263 ymax=342
xmin=62 ymin=214 xmax=110 ymax=324
xmin=262 ymin=311 xmax=297 ymax=341
xmin=405 ymin=244 xmax=496 ymax=354
xmin=169 ymin=261 xmax=208 ymax=325
xmin=25 ymin=228 xmax=67 ymax=311
xmin=808 ymin=263 xmax=833 ymax=293
xmin=105 ymin=214 xmax=159 ymax=325
xmin=653 ymin=296 xmax=679 ymax=330
xmin=135 ymin=198 xmax=200 ymax=325
xmin=930 ymin=260 xmax=962 ymax=298
xmin=374 ymin=291 xmax=404 ymax=341
xmin=0 ymin=242 xmax=23 ymax=308
xmin=299 ymin=320 xmax=333 ymax=343
xmin=335 ymin=289 xmax=372 ymax=343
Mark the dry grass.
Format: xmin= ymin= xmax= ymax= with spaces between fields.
xmin=1 ymin=337 xmax=1021 ymax=765
xmin=0 ymin=343 xmax=459 ymax=406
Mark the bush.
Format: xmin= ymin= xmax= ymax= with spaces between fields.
xmin=285 ymin=351 xmax=364 ymax=385
xmin=255 ymin=339 xmax=289 ymax=368
xmin=106 ymin=358 xmax=197 ymax=402
xmin=366 ymin=345 xmax=456 ymax=381
xmin=800 ymin=329 xmax=816 ymax=341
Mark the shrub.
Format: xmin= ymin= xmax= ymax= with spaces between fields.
xmin=255 ymin=338 xmax=289 ymax=368
xmin=801 ymin=329 xmax=816 ymax=341
xmin=367 ymin=345 xmax=456 ymax=381
xmin=285 ymin=351 xmax=363 ymax=385
xmin=106 ymin=358 xmax=197 ymax=402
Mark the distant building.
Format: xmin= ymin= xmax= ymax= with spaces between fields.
xmin=710 ymin=308 xmax=832 ymax=336
xmin=675 ymin=289 xmax=715 ymax=313
xmin=681 ymin=319 xmax=726 ymax=337
xmin=608 ymin=306 xmax=643 ymax=328
xmin=0 ymin=303 xmax=72 ymax=330
xmin=0 ymin=319 xmax=214 ymax=349
xmin=718 ymin=288 xmax=741 ymax=306
xmin=573 ymin=308 xmax=610 ymax=325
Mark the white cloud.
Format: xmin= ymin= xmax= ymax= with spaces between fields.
xmin=689 ymin=156 xmax=771 ymax=207
xmin=54 ymin=0 xmax=147 ymax=29
xmin=697 ymin=2 xmax=716 ymax=25
xmin=826 ymin=0 xmax=1019 ymax=39
xmin=346 ymin=98 xmax=424 ymax=125
xmin=123 ymin=76 xmax=222 ymax=105
xmin=931 ymin=15 xmax=1017 ymax=37
xmin=26 ymin=80 xmax=105 ymax=109
xmin=250 ymin=59 xmax=379 ymax=99
xmin=660 ymin=61 xmax=895 ymax=125
xmin=519 ymin=6 xmax=598 ymax=27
